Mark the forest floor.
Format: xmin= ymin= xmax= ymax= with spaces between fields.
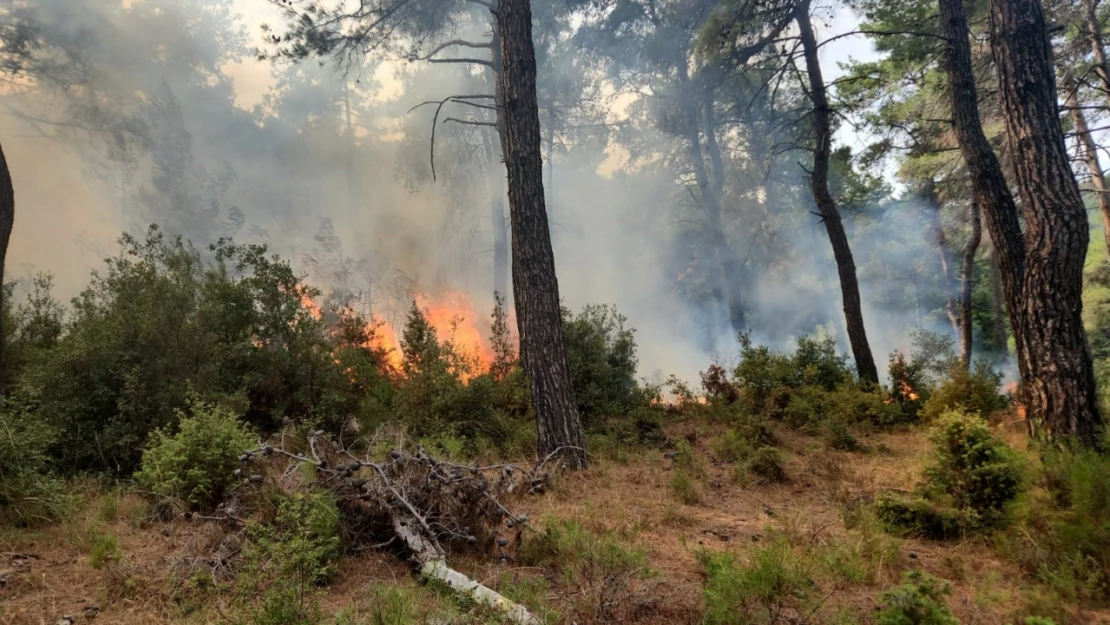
xmin=2 ymin=417 xmax=1107 ymax=625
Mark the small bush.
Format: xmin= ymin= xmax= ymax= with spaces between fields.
xmin=671 ymin=470 xmax=702 ymax=505
xmin=699 ymin=540 xmax=814 ymax=625
xmin=876 ymin=569 xmax=959 ymax=625
xmin=924 ymin=412 xmax=1024 ymax=526
xmin=136 ymin=400 xmax=255 ymax=511
xmin=922 ymin=361 xmax=1007 ymax=421
xmin=0 ymin=400 xmax=72 ymax=526
xmin=713 ymin=429 xmax=753 ymax=462
xmin=825 ymin=419 xmax=863 ymax=452
xmin=89 ymin=531 xmax=123 ymax=569
xmin=235 ymin=491 xmax=342 ymax=625
xmin=747 ymin=446 xmax=786 ymax=483
xmin=874 ymin=494 xmax=967 ymax=540
xmin=562 ymin=304 xmax=649 ymax=426
xmin=888 ymin=351 xmax=929 ymax=421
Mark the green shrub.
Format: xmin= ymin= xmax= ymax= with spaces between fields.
xmin=235 ymin=491 xmax=342 ymax=625
xmin=888 ymin=351 xmax=929 ymax=421
xmin=713 ymin=429 xmax=753 ymax=462
xmin=924 ymin=412 xmax=1024 ymax=526
xmin=747 ymin=446 xmax=786 ymax=483
xmin=825 ymin=419 xmax=863 ymax=452
xmin=671 ymin=470 xmax=702 ymax=505
xmin=0 ymin=400 xmax=73 ymax=526
xmin=561 ymin=304 xmax=650 ymax=426
xmin=1003 ymin=450 xmax=1110 ymax=604
xmin=829 ymin=382 xmax=904 ymax=426
xmin=89 ymin=532 xmax=123 ymax=569
xmin=876 ymin=569 xmax=959 ymax=625
xmin=699 ymin=540 xmax=814 ymax=625
xmin=136 ymin=400 xmax=255 ymax=510
xmin=922 ymin=361 xmax=1007 ymax=421
xmin=874 ymin=494 xmax=967 ymax=540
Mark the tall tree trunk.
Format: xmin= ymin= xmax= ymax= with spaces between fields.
xmin=924 ymin=179 xmax=961 ymax=338
xmin=796 ymin=2 xmax=879 ymax=385
xmin=495 ymin=0 xmax=587 ymax=468
xmin=960 ymin=193 xmax=982 ymax=367
xmin=0 ymin=141 xmax=12 ymax=396
xmin=1084 ymin=0 xmax=1110 ymax=106
xmin=1062 ymin=66 xmax=1110 ymax=255
xmin=482 ymin=127 xmax=510 ymax=300
xmin=990 ymin=246 xmax=1010 ymax=354
xmin=990 ymin=0 xmax=1103 ymax=449
xmin=675 ymin=62 xmax=746 ymax=335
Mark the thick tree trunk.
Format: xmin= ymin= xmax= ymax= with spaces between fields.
xmin=942 ymin=0 xmax=1103 ymax=448
xmin=796 ymin=2 xmax=879 ymax=385
xmin=989 ymin=246 xmax=1010 ymax=354
xmin=1062 ymin=66 xmax=1110 ymax=255
xmin=496 ymin=0 xmax=587 ymax=468
xmin=0 ymin=141 xmax=11 ymax=396
xmin=990 ymin=0 xmax=1104 ymax=449
xmin=960 ymin=193 xmax=982 ymax=367
xmin=924 ymin=180 xmax=961 ymax=338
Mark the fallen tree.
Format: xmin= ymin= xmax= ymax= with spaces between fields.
xmin=222 ymin=426 xmax=558 ymax=625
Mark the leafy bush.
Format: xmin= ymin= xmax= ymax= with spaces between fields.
xmin=671 ymin=470 xmax=702 ymax=505
xmin=888 ymin=351 xmax=929 ymax=421
xmin=136 ymin=400 xmax=255 ymax=510
xmin=89 ymin=532 xmax=123 ymax=569
xmin=699 ymin=540 xmax=813 ymax=625
xmin=0 ymin=400 xmax=72 ymax=526
xmin=874 ymin=494 xmax=967 ymax=540
xmin=235 ymin=491 xmax=342 ymax=625
xmin=876 ymin=569 xmax=959 ymax=625
xmin=1003 ymin=450 xmax=1110 ymax=604
xmin=562 ymin=304 xmax=650 ymax=426
xmin=923 ymin=412 xmax=1024 ymax=526
xmin=747 ymin=447 xmax=786 ymax=483
xmin=922 ymin=361 xmax=1007 ymax=421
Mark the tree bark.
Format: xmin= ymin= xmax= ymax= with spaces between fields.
xmin=923 ymin=180 xmax=961 ymax=338
xmin=1061 ymin=66 xmax=1110 ymax=255
xmin=796 ymin=1 xmax=879 ymax=385
xmin=990 ymin=0 xmax=1104 ymax=449
xmin=941 ymin=0 xmax=1104 ymax=448
xmin=0 ymin=141 xmax=10 ymax=396
xmin=495 ymin=0 xmax=587 ymax=468
xmin=989 ymin=245 xmax=1009 ymax=355
xmin=960 ymin=192 xmax=982 ymax=368
xmin=486 ymin=13 xmax=511 ymax=303
xmin=1084 ymin=0 xmax=1110 ymax=107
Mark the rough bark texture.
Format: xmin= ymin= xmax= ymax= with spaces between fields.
xmin=924 ymin=180 xmax=961 ymax=338
xmin=488 ymin=16 xmax=511 ymax=303
xmin=1061 ymin=66 xmax=1110 ymax=255
xmin=496 ymin=0 xmax=587 ymax=468
xmin=796 ymin=2 xmax=879 ymax=384
xmin=941 ymin=0 xmax=1104 ymax=448
xmin=0 ymin=140 xmax=11 ymax=396
xmin=990 ymin=246 xmax=1009 ymax=354
xmin=960 ymin=193 xmax=982 ymax=367
xmin=1084 ymin=0 xmax=1110 ymax=106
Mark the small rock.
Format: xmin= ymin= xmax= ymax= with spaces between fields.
xmin=83 ymin=606 xmax=101 ymax=619
xmin=908 ymin=552 xmax=918 ymax=559
xmin=497 ymin=537 xmax=509 ymax=547
xmin=55 ymin=616 xmax=75 ymax=625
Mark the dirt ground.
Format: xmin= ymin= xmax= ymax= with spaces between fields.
xmin=2 ymin=420 xmax=1108 ymax=625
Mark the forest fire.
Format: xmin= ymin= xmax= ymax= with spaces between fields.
xmin=297 ymin=288 xmax=496 ymax=381
xmin=1002 ymin=381 xmax=1026 ymax=420
xmin=884 ymin=379 xmax=919 ymax=405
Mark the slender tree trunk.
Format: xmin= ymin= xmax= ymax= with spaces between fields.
xmin=484 ymin=20 xmax=511 ymax=303
xmin=1084 ymin=0 xmax=1110 ymax=104
xmin=0 ymin=141 xmax=12 ymax=396
xmin=675 ymin=62 xmax=746 ymax=335
xmin=990 ymin=0 xmax=1103 ymax=449
xmin=796 ymin=2 xmax=879 ymax=384
xmin=960 ymin=193 xmax=982 ymax=367
xmin=495 ymin=0 xmax=586 ymax=468
xmin=1062 ymin=66 xmax=1110 ymax=254
xmin=924 ymin=180 xmax=961 ymax=338
xmin=990 ymin=246 xmax=1010 ymax=354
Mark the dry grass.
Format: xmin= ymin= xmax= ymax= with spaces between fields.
xmin=3 ymin=420 xmax=1110 ymax=624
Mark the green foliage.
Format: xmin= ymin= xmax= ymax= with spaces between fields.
xmin=923 ymin=412 xmax=1024 ymax=526
xmin=1003 ymin=450 xmax=1110 ymax=604
xmin=18 ymin=228 xmax=389 ymax=473
xmin=922 ymin=361 xmax=1007 ymax=421
xmin=561 ymin=304 xmax=648 ymax=426
xmin=89 ymin=531 xmax=122 ymax=569
xmin=671 ymin=470 xmax=702 ymax=505
xmin=873 ymin=494 xmax=967 ymax=540
xmin=698 ymin=540 xmax=813 ymax=625
xmin=235 ymin=491 xmax=342 ymax=625
xmin=747 ymin=446 xmax=786 ymax=483
xmin=135 ymin=400 xmax=255 ymax=510
xmin=730 ymin=333 xmax=852 ymax=415
xmin=0 ymin=400 xmax=72 ymax=526
xmin=876 ymin=570 xmax=959 ymax=625
xmin=888 ymin=351 xmax=929 ymax=420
